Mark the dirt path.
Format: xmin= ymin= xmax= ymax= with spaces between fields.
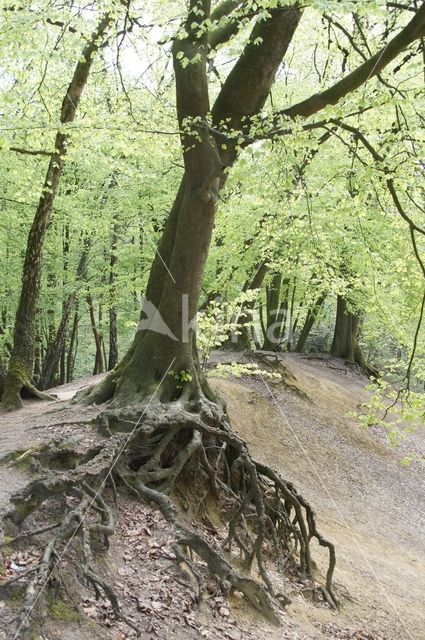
xmin=0 ymin=356 xmax=423 ymax=639
xmin=0 ymin=375 xmax=104 ymax=511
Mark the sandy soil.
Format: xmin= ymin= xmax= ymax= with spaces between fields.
xmin=0 ymin=355 xmax=423 ymax=640
xmin=212 ymin=351 xmax=425 ymax=640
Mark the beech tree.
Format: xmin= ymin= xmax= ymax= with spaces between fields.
xmin=1 ymin=1 xmax=425 ymax=635
xmin=71 ymin=0 xmax=423 ymax=618
xmin=79 ymin=3 xmax=425 ymax=408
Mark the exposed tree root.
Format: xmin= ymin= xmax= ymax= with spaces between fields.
xmin=0 ymin=367 xmax=57 ymax=412
xmin=248 ymin=351 xmax=312 ymax=401
xmin=0 ymin=396 xmax=339 ymax=638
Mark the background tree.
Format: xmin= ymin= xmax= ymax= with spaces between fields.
xmin=1 ymin=13 xmax=113 ymax=409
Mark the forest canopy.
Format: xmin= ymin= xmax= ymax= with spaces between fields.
xmin=1 ymin=1 xmax=424 ymax=400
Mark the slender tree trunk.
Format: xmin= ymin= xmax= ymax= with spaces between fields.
xmin=38 ymin=294 xmax=77 ymax=390
xmin=295 ymin=293 xmax=326 ymax=353
xmin=33 ymin=327 xmax=43 ymax=382
xmin=108 ymin=305 xmax=118 ymax=370
xmin=66 ymin=309 xmax=79 ymax=383
xmin=0 ymin=357 xmax=5 ymax=400
xmin=0 ymin=318 xmax=7 ymax=398
xmin=229 ymin=260 xmax=268 ymax=350
xmin=108 ymin=221 xmax=119 ymax=370
xmin=59 ymin=342 xmax=67 ymax=386
xmin=45 ymin=271 xmax=57 ymax=359
xmin=277 ymin=279 xmax=290 ymax=346
xmin=1 ymin=15 xmax=111 ymax=410
xmin=285 ymin=278 xmax=298 ymax=350
xmin=262 ymin=273 xmax=283 ymax=351
xmin=99 ymin=304 xmax=107 ymax=372
xmin=38 ymin=239 xmax=91 ymax=390
xmin=86 ymin=293 xmax=105 ymax=375
xmin=59 ymin=221 xmax=71 ymax=386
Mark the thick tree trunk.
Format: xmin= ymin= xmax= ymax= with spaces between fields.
xmin=79 ymin=5 xmax=302 ymax=407
xmin=1 ymin=15 xmax=111 ymax=410
xmin=331 ymin=296 xmax=357 ymax=362
xmin=330 ymin=295 xmax=376 ymax=375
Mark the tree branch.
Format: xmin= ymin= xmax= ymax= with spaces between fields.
xmin=325 ymin=119 xmax=425 ymax=239
xmin=9 ymin=146 xmax=52 ymax=157
xmin=387 ymin=2 xmax=417 ymax=11
xmin=208 ymin=2 xmax=258 ymax=50
xmin=45 ymin=17 xmax=78 ymax=34
xmin=211 ymin=5 xmax=302 ymax=164
xmin=278 ymin=3 xmax=425 ymax=119
xmin=210 ymin=0 xmax=241 ymax=22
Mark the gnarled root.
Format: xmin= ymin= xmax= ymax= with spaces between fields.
xmin=0 ymin=364 xmax=57 ymax=412
xmin=1 ymin=397 xmax=338 ymax=637
xmin=1 ymin=437 xmax=139 ymax=638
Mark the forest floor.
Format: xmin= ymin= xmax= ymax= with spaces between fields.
xmin=0 ymin=353 xmax=424 ymax=640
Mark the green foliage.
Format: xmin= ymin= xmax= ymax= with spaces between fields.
xmin=353 ymin=377 xmax=425 ymax=452
xmin=0 ymin=0 xmax=423 ymax=430
xmin=197 ymin=291 xmax=258 ymax=369
xmin=169 ymin=369 xmax=193 ymax=388
xmin=49 ymin=598 xmax=81 ymax=623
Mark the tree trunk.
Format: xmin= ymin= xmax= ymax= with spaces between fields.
xmin=331 ymin=296 xmax=356 ymax=361
xmin=66 ymin=309 xmax=79 ymax=383
xmin=330 ymin=295 xmax=376 ymax=375
xmin=87 ymin=294 xmax=105 ymax=375
xmin=295 ymin=293 xmax=326 ymax=353
xmin=1 ymin=15 xmax=112 ymax=410
xmin=59 ymin=341 xmax=66 ymax=387
xmin=108 ymin=221 xmax=119 ymax=370
xmin=79 ymin=5 xmax=302 ymax=406
xmin=262 ymin=273 xmax=283 ymax=351
xmin=228 ymin=260 xmax=268 ymax=350
xmin=59 ymin=221 xmax=71 ymax=386
xmin=0 ymin=356 xmax=5 ymax=400
xmin=38 ymin=294 xmax=76 ymax=390
xmin=38 ymin=239 xmax=91 ymax=390
xmin=39 ymin=5 xmax=421 ymax=623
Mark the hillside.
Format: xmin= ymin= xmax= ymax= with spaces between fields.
xmin=0 ymin=353 xmax=424 ymax=640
